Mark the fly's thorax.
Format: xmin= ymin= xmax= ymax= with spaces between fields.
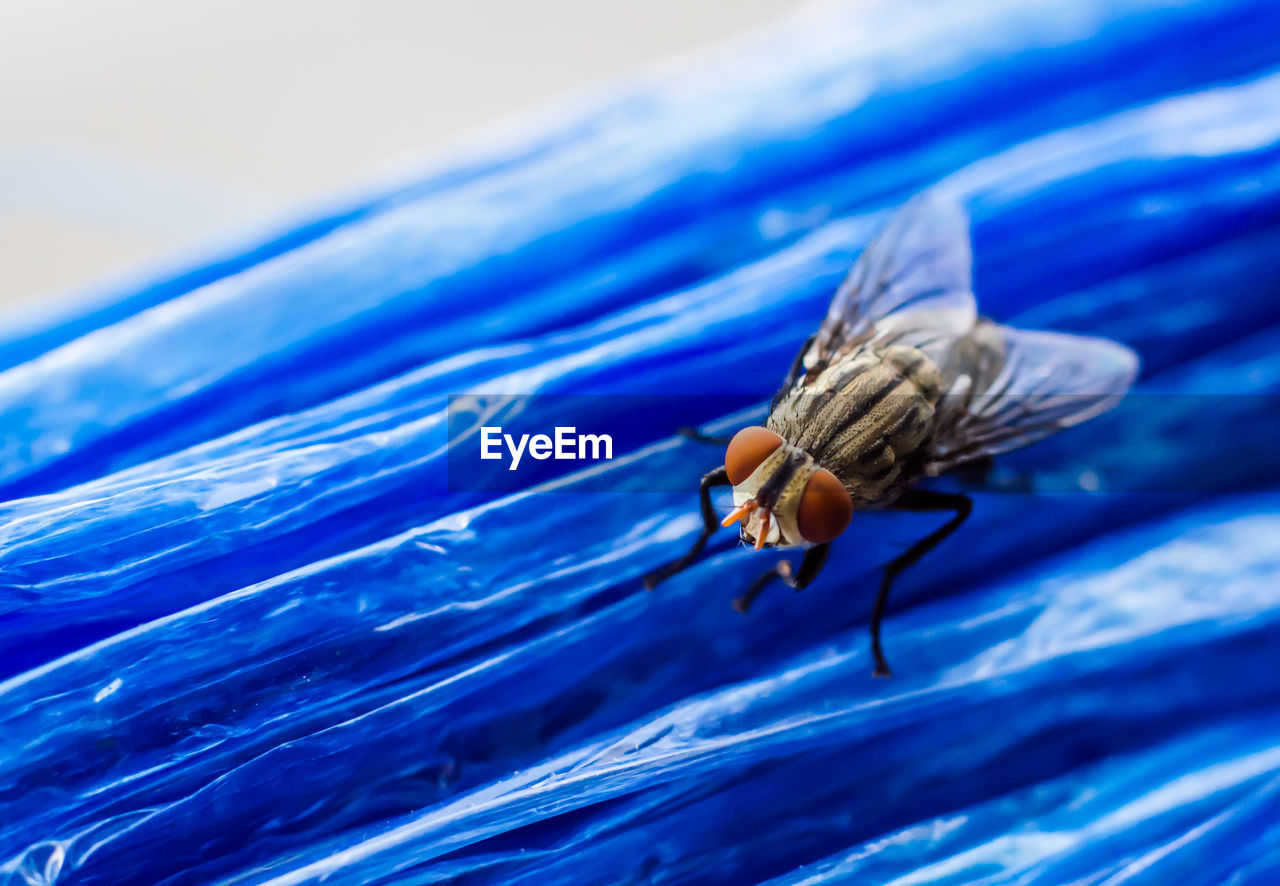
xmin=880 ymin=344 xmax=943 ymax=402
xmin=731 ymin=442 xmax=816 ymax=549
xmin=769 ymin=344 xmax=943 ymax=504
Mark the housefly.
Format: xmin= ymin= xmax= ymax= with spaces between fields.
xmin=644 ymin=194 xmax=1139 ymax=677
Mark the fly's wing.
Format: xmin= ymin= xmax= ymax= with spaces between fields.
xmin=799 ymin=192 xmax=978 ymax=383
xmin=925 ymin=320 xmax=1140 ymax=474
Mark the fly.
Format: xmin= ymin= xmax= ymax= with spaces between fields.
xmin=643 ymin=194 xmax=1139 ymax=677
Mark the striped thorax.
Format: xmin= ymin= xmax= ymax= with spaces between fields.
xmin=769 ymin=344 xmax=943 ymax=506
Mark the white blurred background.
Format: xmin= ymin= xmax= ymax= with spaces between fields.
xmin=0 ymin=0 xmax=798 ymax=317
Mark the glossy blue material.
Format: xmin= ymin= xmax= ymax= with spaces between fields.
xmin=3 ymin=1 xmax=1280 ymax=883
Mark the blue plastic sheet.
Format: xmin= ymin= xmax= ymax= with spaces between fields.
xmin=4 ymin=0 xmax=1280 ymax=883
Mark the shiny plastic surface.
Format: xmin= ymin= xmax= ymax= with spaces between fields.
xmin=3 ymin=1 xmax=1280 ymax=883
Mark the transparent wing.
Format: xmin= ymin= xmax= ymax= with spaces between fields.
xmin=926 ymin=321 xmax=1140 ymax=473
xmin=801 ymin=192 xmax=977 ymax=380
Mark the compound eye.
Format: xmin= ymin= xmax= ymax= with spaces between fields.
xmin=724 ymin=426 xmax=783 ymax=485
xmin=797 ymin=468 xmax=853 ymax=544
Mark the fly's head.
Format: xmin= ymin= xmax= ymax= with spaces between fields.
xmin=720 ymin=426 xmax=853 ymax=549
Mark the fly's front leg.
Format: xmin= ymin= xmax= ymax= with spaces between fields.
xmin=733 ymin=543 xmax=830 ymax=613
xmin=643 ymin=466 xmax=731 ymax=590
xmin=682 ymin=333 xmax=816 ymax=446
xmin=769 ymin=333 xmax=817 ymax=412
xmin=871 ymin=490 xmax=972 ymax=678
xmin=781 ymin=333 xmax=816 ymax=389
xmin=677 ymin=427 xmax=734 ymax=446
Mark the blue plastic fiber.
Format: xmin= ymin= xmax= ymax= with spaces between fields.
xmin=3 ymin=1 xmax=1280 ymax=883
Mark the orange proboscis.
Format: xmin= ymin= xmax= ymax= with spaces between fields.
xmin=754 ymin=510 xmax=771 ymax=551
xmin=721 ymin=500 xmax=757 ymax=527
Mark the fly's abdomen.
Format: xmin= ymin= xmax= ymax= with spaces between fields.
xmin=770 ymin=345 xmax=941 ymax=503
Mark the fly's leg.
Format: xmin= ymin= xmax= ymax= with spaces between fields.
xmin=871 ymin=490 xmax=972 ymax=678
xmin=769 ymin=333 xmax=817 ymax=411
xmin=643 ymin=466 xmax=731 ymax=590
xmin=951 ymin=456 xmax=1033 ymax=493
xmin=950 ymin=456 xmax=995 ymax=487
xmin=781 ymin=333 xmax=816 ymax=389
xmin=677 ymin=427 xmax=734 ymax=446
xmin=680 ymin=333 xmax=816 ymax=446
xmin=733 ymin=543 xmax=830 ymax=613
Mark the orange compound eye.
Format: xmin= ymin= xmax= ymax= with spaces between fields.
xmin=724 ymin=426 xmax=784 ymax=485
xmin=797 ymin=468 xmax=853 ymax=544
